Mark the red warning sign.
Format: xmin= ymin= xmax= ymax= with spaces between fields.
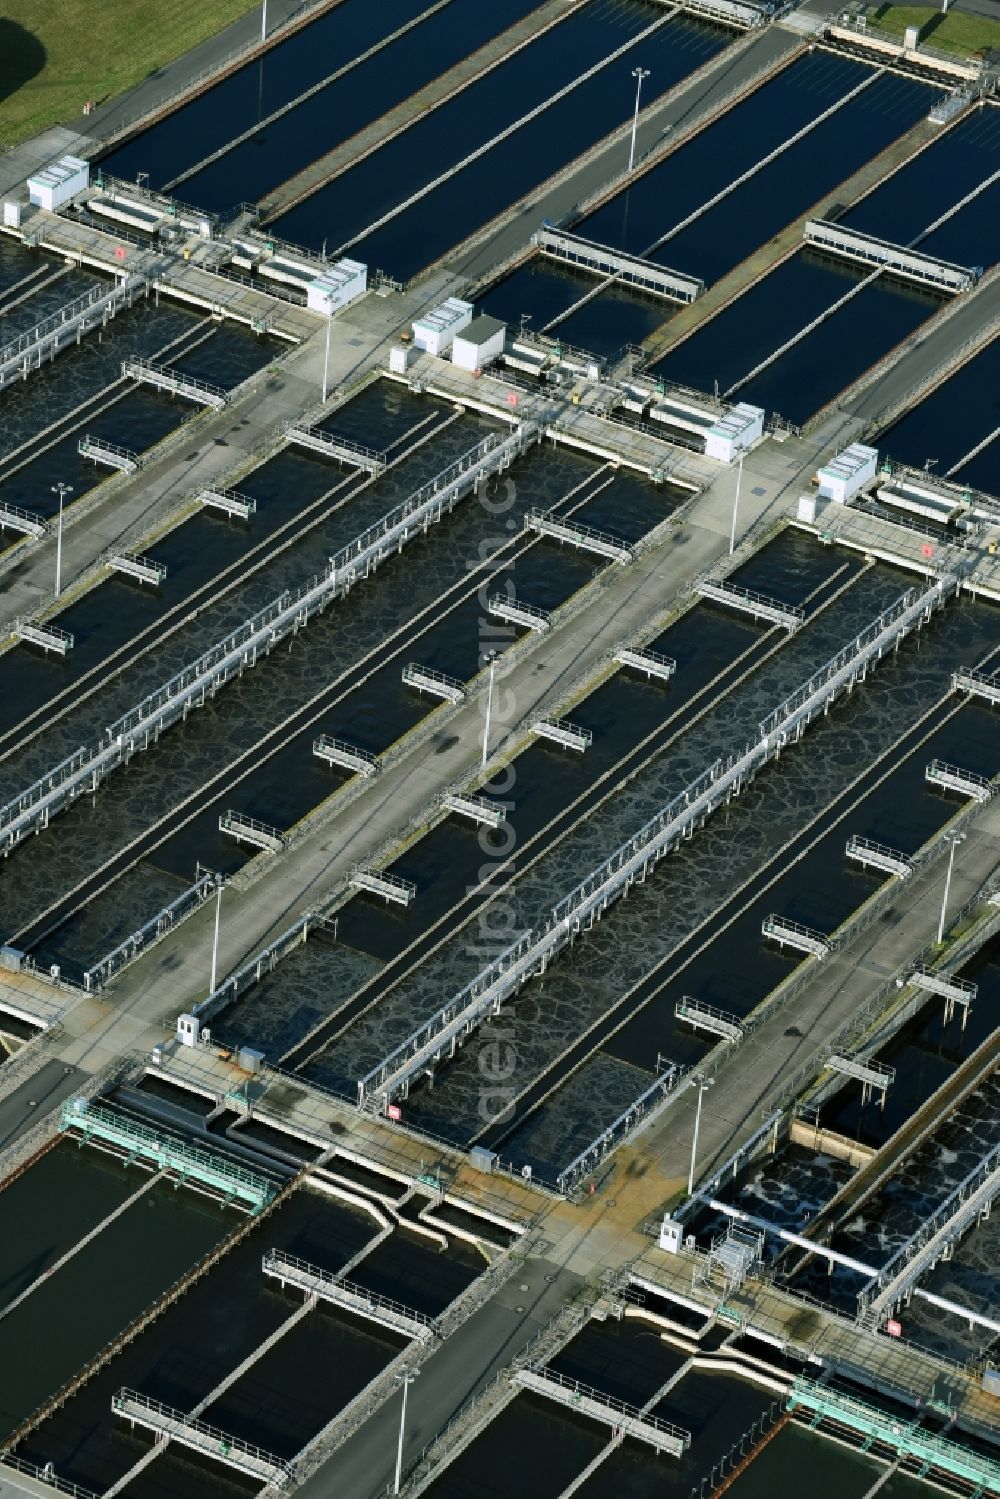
xmin=113 ymin=246 xmax=127 ymax=263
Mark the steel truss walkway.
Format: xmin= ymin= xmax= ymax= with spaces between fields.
xmin=531 ymin=718 xmax=592 ymax=752
xmin=926 ymin=758 xmax=993 ymax=802
xmin=803 ymin=220 xmax=978 ymax=294
xmin=0 ymin=501 xmax=46 ymax=538
xmin=262 ymin=1250 xmax=434 ymax=1341
xmin=330 ymin=424 xmax=535 ymax=591
xmin=62 ymin=1098 xmax=275 ymax=1212
xmin=199 ymin=487 xmax=256 ymax=520
xmin=698 ymin=580 xmax=804 ymax=631
xmin=0 ymin=435 xmax=521 ymax=859
xmin=674 ymin=996 xmax=744 ymax=1043
xmin=489 ymin=594 xmax=551 ymax=633
xmin=0 ymin=274 xmax=148 ymax=393
xmin=16 ymin=620 xmax=74 ymax=655
xmin=534 ymin=226 xmax=703 ymax=305
xmin=514 ymin=1368 xmax=691 ymax=1455
xmin=402 ymin=662 xmax=466 ymax=702
xmin=78 ymin=435 xmax=140 ymax=473
xmin=788 ymin=1379 xmax=1000 ymax=1489
xmin=845 ymin=835 xmax=911 ymax=879
xmin=614 ymin=647 xmax=676 ymax=682
xmin=526 ymin=508 xmax=633 ymax=563
xmin=355 ymin=582 xmax=952 ymax=1112
xmin=857 ymin=1137 xmax=1000 ymax=1332
xmin=219 ymin=810 xmax=284 ymax=853
xmin=112 ymin=1389 xmax=293 ymax=1487
xmin=123 ymin=357 xmax=227 ymax=410
xmin=762 ymin=916 xmax=830 ymax=958
xmin=285 ymin=423 xmax=386 ymax=475
xmin=108 ymin=553 xmax=166 ymax=586
xmin=954 ymin=667 xmax=1000 ymax=705
xmin=350 ymin=869 xmax=416 ymax=906
xmin=313 ymin=735 xmax=379 ymax=777
xmin=444 ymin=792 xmax=506 ymax=828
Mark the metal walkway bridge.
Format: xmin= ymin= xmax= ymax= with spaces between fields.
xmin=351 ymin=868 xmax=416 ymax=906
xmin=0 ymin=500 xmax=46 ymax=538
xmin=402 ymin=663 xmax=466 ymax=702
xmin=674 ymin=996 xmax=744 ymax=1044
xmin=286 ymin=423 xmax=386 ymax=475
xmin=845 ymin=834 xmax=911 ymax=879
xmin=698 ymin=580 xmax=804 ymax=631
xmin=614 ymin=646 xmax=676 ymax=682
xmin=220 ymin=810 xmax=285 ymax=853
xmin=954 ymin=666 xmax=1000 ymax=705
xmin=926 ymin=758 xmax=993 ymax=803
xmin=199 ymin=486 xmax=256 ymax=520
xmin=313 ymin=736 xmax=379 ymax=777
xmin=16 ymin=620 xmax=74 ymax=655
xmin=787 ymin=1379 xmax=1000 ymax=1492
xmin=856 ymin=1136 xmax=1000 ymax=1332
xmin=910 ymin=965 xmax=977 ymax=1025
xmin=112 ymin=1389 xmax=293 ymax=1487
xmin=108 ymin=552 xmax=167 ymax=587
xmin=0 ymin=273 xmax=148 ymax=392
xmin=534 ymin=225 xmax=703 ymax=305
xmin=355 ymin=582 xmax=951 ymax=1112
xmin=123 ymin=357 xmax=227 ymax=410
xmin=444 ymin=792 xmax=506 ymax=828
xmin=78 ymin=435 xmax=141 ymax=473
xmin=514 ymin=1367 xmax=691 ymax=1455
xmin=526 ymin=507 xmax=633 ymax=563
xmin=330 ymin=424 xmax=535 ymax=591
xmin=0 ymin=434 xmax=527 ymax=858
xmin=262 ymin=1250 xmax=434 ymax=1342
xmin=61 ymin=1098 xmax=275 ymax=1213
xmin=803 ymin=220 xmax=978 ymax=294
xmin=489 ymin=594 xmax=551 ymax=633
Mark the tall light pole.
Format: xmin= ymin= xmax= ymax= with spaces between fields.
xmin=728 ymin=452 xmax=744 ymax=556
xmin=687 ymin=1073 xmax=714 ymax=1196
xmin=482 ymin=651 xmax=497 ymax=768
xmin=261 ymin=0 xmax=268 ymax=42
xmin=393 ymin=1369 xmax=418 ymax=1494
xmin=629 ymin=68 xmax=650 ymax=173
xmin=936 ymin=831 xmax=966 ymax=945
xmin=321 ymin=294 xmax=334 ymax=404
xmin=210 ymin=875 xmax=224 ymax=993
xmin=51 ymin=482 xmax=73 ymax=600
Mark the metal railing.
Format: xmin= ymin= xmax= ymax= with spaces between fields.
xmin=263 ymin=1250 xmax=434 ymax=1332
xmin=111 ymin=1388 xmax=293 ymax=1483
xmin=556 ymin=1063 xmax=684 ymax=1191
xmin=856 ymin=1136 xmax=1000 ymax=1321
xmin=354 ymin=583 xmax=952 ymax=1112
xmin=83 ymin=872 xmax=216 ymax=990
xmin=0 ymin=1455 xmax=98 ymax=1499
xmin=330 ymin=427 xmax=534 ymax=584
xmin=0 ymin=277 xmax=146 ymax=371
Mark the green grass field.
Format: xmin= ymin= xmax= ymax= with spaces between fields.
xmin=867 ymin=4 xmax=1000 ymax=57
xmin=0 ymin=0 xmax=260 ymax=148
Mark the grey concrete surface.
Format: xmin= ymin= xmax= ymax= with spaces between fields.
xmin=300 ymin=1261 xmax=584 ymax=1499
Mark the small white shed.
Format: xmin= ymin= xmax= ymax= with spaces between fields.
xmin=705 ymin=402 xmax=764 ymax=463
xmin=306 ymin=258 xmax=367 ymax=315
xmin=452 ymin=315 xmax=506 ymax=373
xmin=27 ymin=155 xmax=89 ymax=211
xmin=817 ymin=443 xmax=878 ymax=504
xmin=412 ymin=297 xmax=473 ymax=356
